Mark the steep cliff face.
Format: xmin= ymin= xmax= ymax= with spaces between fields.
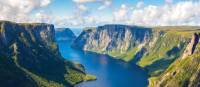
xmin=72 ymin=25 xmax=194 ymax=76
xmin=0 ymin=21 xmax=91 ymax=87
xmin=182 ymin=33 xmax=200 ymax=59
xmin=55 ymin=28 xmax=76 ymax=41
xmin=149 ymin=33 xmax=200 ymax=87
xmin=72 ymin=25 xmax=157 ymax=61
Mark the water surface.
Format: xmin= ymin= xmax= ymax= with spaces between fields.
xmin=57 ymin=40 xmax=149 ymax=87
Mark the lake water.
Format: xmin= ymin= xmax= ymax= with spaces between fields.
xmin=57 ymin=40 xmax=149 ymax=87
xmin=56 ymin=29 xmax=148 ymax=87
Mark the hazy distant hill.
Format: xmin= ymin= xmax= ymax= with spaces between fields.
xmin=56 ymin=28 xmax=76 ymax=41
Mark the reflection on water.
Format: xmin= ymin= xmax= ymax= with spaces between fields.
xmin=57 ymin=40 xmax=149 ymax=87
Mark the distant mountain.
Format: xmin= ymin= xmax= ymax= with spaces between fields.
xmin=0 ymin=21 xmax=95 ymax=87
xmin=56 ymin=28 xmax=76 ymax=41
xmin=72 ymin=24 xmax=200 ymax=87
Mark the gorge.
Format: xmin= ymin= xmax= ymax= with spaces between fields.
xmin=1 ymin=20 xmax=200 ymax=87
xmin=71 ymin=25 xmax=200 ymax=87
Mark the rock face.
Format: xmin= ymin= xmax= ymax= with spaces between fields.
xmin=73 ymin=25 xmax=200 ymax=86
xmin=55 ymin=28 xmax=76 ymax=41
xmin=0 ymin=21 xmax=88 ymax=87
xmin=182 ymin=33 xmax=200 ymax=59
xmin=149 ymin=32 xmax=200 ymax=87
xmin=72 ymin=25 xmax=193 ymax=75
xmin=72 ymin=25 xmax=158 ymax=61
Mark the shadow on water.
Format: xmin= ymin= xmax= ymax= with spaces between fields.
xmin=57 ymin=40 xmax=149 ymax=87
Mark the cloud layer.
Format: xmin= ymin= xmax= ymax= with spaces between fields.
xmin=0 ymin=0 xmax=200 ymax=27
xmin=0 ymin=0 xmax=51 ymax=22
xmin=126 ymin=1 xmax=200 ymax=26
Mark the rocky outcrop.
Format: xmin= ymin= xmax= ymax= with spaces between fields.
xmin=0 ymin=21 xmax=89 ymax=87
xmin=149 ymin=32 xmax=200 ymax=87
xmin=73 ymin=25 xmax=200 ymax=86
xmin=55 ymin=28 xmax=76 ymax=41
xmin=182 ymin=33 xmax=200 ymax=59
xmin=72 ymin=24 xmax=160 ymax=61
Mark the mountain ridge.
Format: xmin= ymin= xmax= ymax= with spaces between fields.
xmin=72 ymin=24 xmax=200 ymax=86
xmin=0 ymin=21 xmax=95 ymax=87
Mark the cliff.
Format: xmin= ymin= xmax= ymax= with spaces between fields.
xmin=0 ymin=21 xmax=92 ymax=87
xmin=72 ymin=24 xmax=154 ymax=62
xmin=72 ymin=25 xmax=197 ymax=75
xmin=72 ymin=25 xmax=200 ymax=86
xmin=149 ymin=33 xmax=200 ymax=87
xmin=55 ymin=28 xmax=76 ymax=41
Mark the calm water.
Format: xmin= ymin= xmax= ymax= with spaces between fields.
xmin=57 ymin=40 xmax=149 ymax=87
xmin=57 ymin=29 xmax=148 ymax=87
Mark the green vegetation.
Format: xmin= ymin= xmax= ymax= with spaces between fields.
xmin=13 ymin=56 xmax=65 ymax=87
xmin=122 ymin=47 xmax=139 ymax=62
xmin=0 ymin=56 xmax=37 ymax=87
xmin=137 ymin=30 xmax=192 ymax=76
xmin=19 ymin=23 xmax=49 ymax=26
xmin=83 ymin=27 xmax=96 ymax=30
xmin=149 ymin=33 xmax=200 ymax=87
xmin=0 ymin=21 xmax=95 ymax=87
xmin=84 ymin=74 xmax=97 ymax=81
xmin=65 ymin=68 xmax=96 ymax=85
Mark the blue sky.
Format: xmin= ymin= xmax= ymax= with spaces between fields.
xmin=0 ymin=0 xmax=200 ymax=27
xmin=47 ymin=0 xmax=163 ymax=17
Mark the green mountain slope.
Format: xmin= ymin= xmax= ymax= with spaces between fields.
xmin=0 ymin=21 xmax=95 ymax=87
xmin=73 ymin=25 xmax=200 ymax=86
xmin=149 ymin=33 xmax=200 ymax=87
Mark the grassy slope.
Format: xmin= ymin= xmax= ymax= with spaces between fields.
xmin=137 ymin=30 xmax=192 ymax=76
xmin=149 ymin=42 xmax=200 ymax=87
xmin=0 ymin=21 xmax=96 ymax=87
xmin=0 ymin=56 xmax=37 ymax=87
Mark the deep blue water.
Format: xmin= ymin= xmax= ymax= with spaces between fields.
xmin=57 ymin=40 xmax=149 ymax=87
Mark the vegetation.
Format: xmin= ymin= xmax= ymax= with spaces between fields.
xmin=0 ymin=56 xmax=37 ymax=87
xmin=149 ymin=45 xmax=200 ymax=87
xmin=19 ymin=23 xmax=49 ymax=26
xmin=84 ymin=74 xmax=97 ymax=81
xmin=13 ymin=56 xmax=65 ymax=87
xmin=136 ymin=30 xmax=192 ymax=76
xmin=65 ymin=68 xmax=96 ymax=85
xmin=0 ymin=21 xmax=95 ymax=87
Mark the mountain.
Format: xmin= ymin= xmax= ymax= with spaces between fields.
xmin=0 ymin=21 xmax=95 ymax=87
xmin=72 ymin=24 xmax=200 ymax=86
xmin=55 ymin=28 xmax=76 ymax=41
xmin=149 ymin=33 xmax=200 ymax=87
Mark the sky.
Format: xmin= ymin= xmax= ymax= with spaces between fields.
xmin=0 ymin=0 xmax=200 ymax=28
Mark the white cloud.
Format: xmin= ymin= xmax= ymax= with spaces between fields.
xmin=165 ymin=0 xmax=173 ymax=4
xmin=98 ymin=0 xmax=112 ymax=10
xmin=1 ymin=0 xmax=200 ymax=27
xmin=136 ymin=1 xmax=200 ymax=26
xmin=0 ymin=0 xmax=51 ymax=22
xmin=136 ymin=1 xmax=144 ymax=8
xmin=77 ymin=4 xmax=88 ymax=11
xmin=113 ymin=4 xmax=130 ymax=23
xmin=73 ymin=0 xmax=112 ymax=10
xmin=73 ymin=0 xmax=97 ymax=3
xmin=113 ymin=1 xmax=200 ymax=26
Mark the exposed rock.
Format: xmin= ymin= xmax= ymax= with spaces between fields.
xmin=0 ymin=21 xmax=88 ymax=87
xmin=72 ymin=25 xmax=156 ymax=60
xmin=148 ymin=32 xmax=200 ymax=87
xmin=182 ymin=33 xmax=200 ymax=59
